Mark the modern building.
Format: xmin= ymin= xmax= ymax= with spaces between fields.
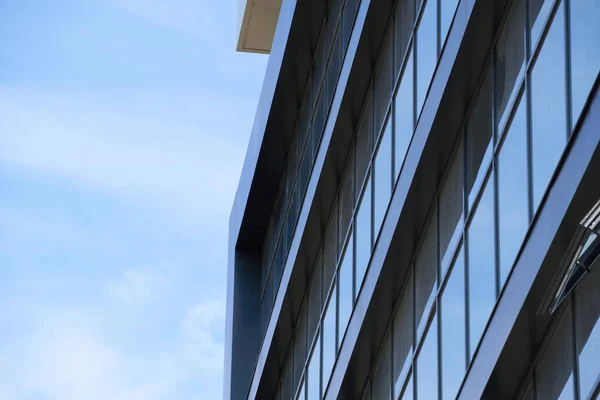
xmin=225 ymin=0 xmax=600 ymax=398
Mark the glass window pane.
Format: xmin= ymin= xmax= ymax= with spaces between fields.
xmin=441 ymin=0 xmax=459 ymax=45
xmin=312 ymin=94 xmax=325 ymax=156
xmin=340 ymin=148 xmax=355 ymax=241
xmin=416 ymin=0 xmax=438 ymax=115
xmin=531 ymin=2 xmax=567 ymax=210
xmin=415 ymin=209 xmax=438 ymax=339
xmin=395 ymin=48 xmax=415 ymax=181
xmin=375 ymin=33 xmax=393 ymax=137
xmin=309 ymin=257 xmax=323 ymax=341
xmin=363 ymin=381 xmax=372 ymax=400
xmin=357 ymin=95 xmax=373 ymax=199
xmin=467 ymin=176 xmax=496 ymax=355
xmin=342 ymin=0 xmax=358 ymax=54
xmin=495 ymin=0 xmax=525 ymax=131
xmin=498 ymin=95 xmax=529 ymax=287
xmin=375 ymin=118 xmax=393 ymax=237
xmin=323 ymin=201 xmax=339 ymax=300
xmin=535 ymin=305 xmax=575 ymax=400
xmin=416 ymin=316 xmax=438 ymax=400
xmin=401 ymin=373 xmax=414 ymax=400
xmin=529 ymin=0 xmax=554 ymax=52
xmin=307 ymin=332 xmax=321 ymax=400
xmin=394 ymin=0 xmax=415 ymax=81
xmin=441 ymin=247 xmax=466 ymax=400
xmin=575 ymin=255 xmax=600 ymax=398
xmin=356 ymin=176 xmax=373 ymax=294
xmin=294 ymin=305 xmax=308 ymax=389
xmin=323 ymin=284 xmax=337 ymax=393
xmin=281 ymin=356 xmax=293 ymax=399
xmin=569 ymin=0 xmax=600 ymax=127
xmin=373 ymin=333 xmax=392 ymax=400
xmin=393 ymin=273 xmax=414 ymax=398
xmin=296 ymin=379 xmax=306 ymax=400
xmin=466 ymin=67 xmax=493 ymax=207
xmin=439 ymin=141 xmax=464 ymax=275
xmin=339 ymin=235 xmax=354 ymax=344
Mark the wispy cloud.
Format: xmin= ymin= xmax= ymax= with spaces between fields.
xmin=0 ymin=88 xmax=246 ymax=228
xmin=107 ymin=268 xmax=169 ymax=307
xmin=110 ymin=0 xmax=228 ymax=42
xmin=0 ymin=297 xmax=226 ymax=400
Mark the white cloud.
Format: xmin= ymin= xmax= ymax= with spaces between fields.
xmin=0 ymin=297 xmax=226 ymax=400
xmin=181 ymin=299 xmax=225 ymax=373
xmin=107 ymin=268 xmax=169 ymax=307
xmin=110 ymin=0 xmax=228 ymax=41
xmin=0 ymin=88 xmax=247 ymax=229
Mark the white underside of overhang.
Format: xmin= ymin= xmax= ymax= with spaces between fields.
xmin=236 ymin=0 xmax=282 ymax=54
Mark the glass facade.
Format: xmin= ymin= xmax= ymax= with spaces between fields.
xmin=259 ymin=0 xmax=362 ymax=344
xmin=516 ymin=257 xmax=600 ymax=400
xmin=267 ymin=0 xmax=599 ymax=398
xmin=356 ymin=0 xmax=600 ymax=398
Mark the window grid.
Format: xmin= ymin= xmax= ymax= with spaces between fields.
xmin=360 ymin=0 xmax=599 ymax=398
xmin=275 ymin=0 xmax=458 ymax=396
xmin=259 ymin=0 xmax=362 ymax=348
xmin=275 ymin=0 xmax=598 ymax=397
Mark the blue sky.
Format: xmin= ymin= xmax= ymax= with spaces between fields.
xmin=0 ymin=1 xmax=267 ymax=399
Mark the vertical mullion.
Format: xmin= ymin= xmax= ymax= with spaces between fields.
xmin=564 ymin=0 xmax=572 ymax=137
xmin=462 ymin=129 xmax=471 ymax=364
xmin=437 ymin=0 xmax=441 ymax=57
xmin=491 ymin=50 xmax=502 ymax=298
xmin=412 ymin=261 xmax=418 ymax=400
xmin=525 ymin=0 xmax=535 ymax=223
xmin=571 ymin=292 xmax=581 ymax=400
xmin=436 ymin=198 xmax=443 ymax=400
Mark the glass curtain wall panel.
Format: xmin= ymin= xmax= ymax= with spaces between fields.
xmin=569 ymin=0 xmax=600 ymax=127
xmin=416 ymin=0 xmax=438 ymax=115
xmin=441 ymin=247 xmax=466 ymax=400
xmin=497 ymin=94 xmax=529 ymax=286
xmin=530 ymin=1 xmax=567 ymax=210
xmin=467 ymin=175 xmax=496 ymax=356
xmin=394 ymin=48 xmax=415 ymax=181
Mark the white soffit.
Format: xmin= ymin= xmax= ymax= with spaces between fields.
xmin=237 ymin=0 xmax=282 ymax=54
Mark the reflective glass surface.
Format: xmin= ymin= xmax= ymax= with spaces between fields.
xmin=569 ymin=0 xmax=600 ymax=127
xmin=441 ymin=0 xmax=459 ymax=45
xmin=401 ymin=374 xmax=413 ymax=400
xmin=356 ymin=177 xmax=373 ymax=293
xmin=575 ymin=257 xmax=600 ymax=398
xmin=530 ymin=2 xmax=566 ymax=210
xmin=322 ymin=286 xmax=337 ymax=393
xmin=373 ymin=334 xmax=392 ymax=400
xmin=439 ymin=142 xmax=464 ymax=275
xmin=416 ymin=316 xmax=438 ymax=400
xmin=375 ymin=118 xmax=393 ymax=237
xmin=467 ymin=176 xmax=496 ymax=355
xmin=395 ymin=49 xmax=414 ymax=181
xmin=536 ymin=306 xmax=575 ymax=400
xmin=529 ymin=0 xmax=554 ymax=52
xmin=415 ymin=211 xmax=438 ymax=339
xmin=466 ymin=69 xmax=493 ymax=207
xmin=441 ymin=247 xmax=466 ymax=400
xmin=416 ymin=0 xmax=438 ymax=115
xmin=495 ymin=0 xmax=525 ymax=130
xmin=393 ymin=273 xmax=414 ymax=398
xmin=339 ymin=237 xmax=354 ymax=344
xmin=297 ymin=380 xmax=305 ymax=400
xmin=497 ymin=96 xmax=528 ymax=286
xmin=394 ymin=0 xmax=415 ymax=80
xmin=307 ymin=332 xmax=321 ymax=400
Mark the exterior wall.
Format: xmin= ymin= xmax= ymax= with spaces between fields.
xmin=226 ymin=0 xmax=600 ymax=398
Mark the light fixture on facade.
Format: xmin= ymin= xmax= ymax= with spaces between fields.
xmin=544 ymin=199 xmax=600 ymax=314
